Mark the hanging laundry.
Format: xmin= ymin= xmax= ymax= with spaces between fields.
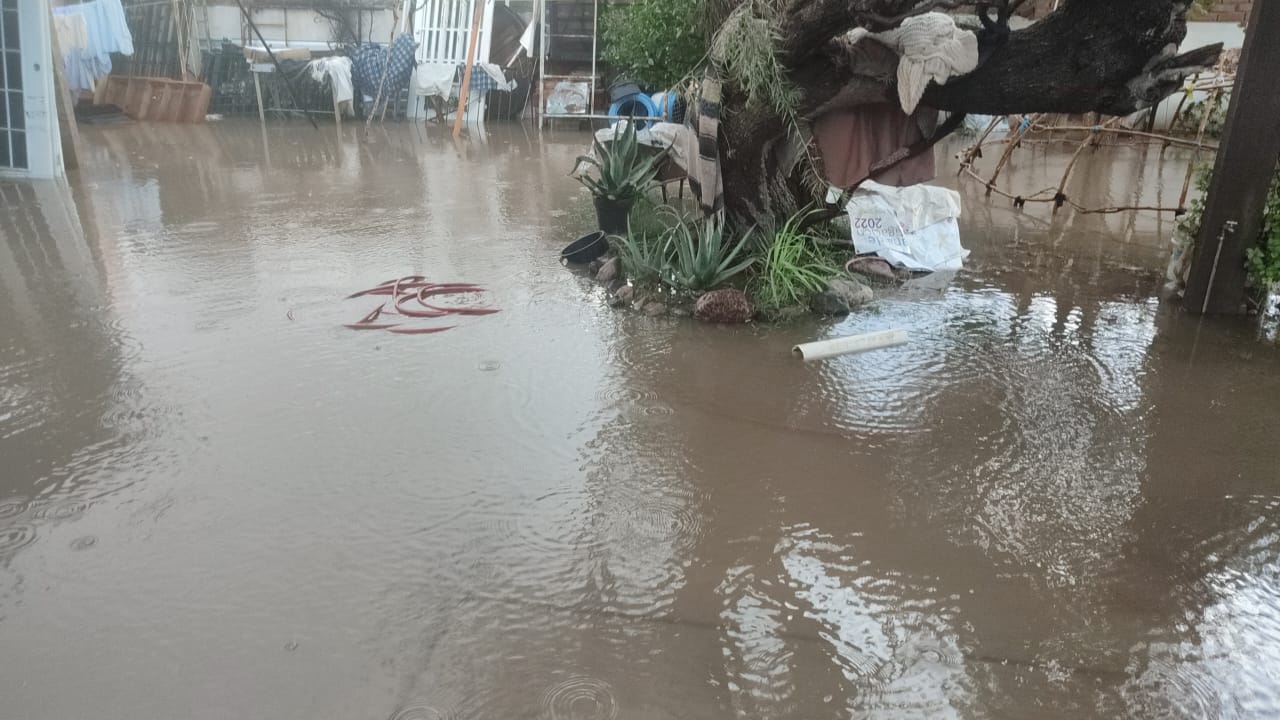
xmin=813 ymin=103 xmax=939 ymax=188
xmin=53 ymin=14 xmax=88 ymax=54
xmin=351 ymin=34 xmax=419 ymax=115
xmin=52 ymin=0 xmax=134 ymax=94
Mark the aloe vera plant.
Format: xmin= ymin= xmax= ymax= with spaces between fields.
xmin=573 ymin=122 xmax=663 ymax=205
xmin=661 ymin=215 xmax=756 ymax=293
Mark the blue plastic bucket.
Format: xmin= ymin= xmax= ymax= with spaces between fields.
xmin=608 ymin=93 xmax=659 ymax=131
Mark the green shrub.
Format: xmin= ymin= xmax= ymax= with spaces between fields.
xmin=1246 ymin=172 xmax=1280 ymax=288
xmin=600 ymin=0 xmax=707 ymax=91
xmin=752 ymin=208 xmax=842 ymax=311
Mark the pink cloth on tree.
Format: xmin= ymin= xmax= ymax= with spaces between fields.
xmin=813 ymin=103 xmax=938 ymax=188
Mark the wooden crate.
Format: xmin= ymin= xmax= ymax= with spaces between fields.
xmin=102 ymin=76 xmax=212 ymax=123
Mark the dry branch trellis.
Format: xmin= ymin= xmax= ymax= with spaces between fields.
xmin=953 ymin=67 xmax=1232 ymax=218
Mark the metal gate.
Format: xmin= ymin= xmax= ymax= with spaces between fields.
xmin=406 ymin=0 xmax=494 ymax=120
xmin=413 ymin=0 xmax=493 ymax=67
xmin=0 ymin=0 xmax=26 ymax=170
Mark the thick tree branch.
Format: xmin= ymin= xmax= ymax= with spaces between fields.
xmin=716 ymin=0 xmax=1223 ymax=223
xmin=792 ymin=0 xmax=1221 ymax=117
xmin=777 ymin=0 xmax=976 ymax=66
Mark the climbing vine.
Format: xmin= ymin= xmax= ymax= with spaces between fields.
xmin=1247 ymin=172 xmax=1280 ymax=288
xmin=1177 ymin=164 xmax=1280 ymax=290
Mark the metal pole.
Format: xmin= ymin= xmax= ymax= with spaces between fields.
xmin=538 ymin=0 xmax=546 ymax=129
xmin=590 ymin=0 xmax=597 ymax=116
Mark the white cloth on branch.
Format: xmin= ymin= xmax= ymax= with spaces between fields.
xmin=308 ymin=56 xmax=354 ymax=110
xmin=848 ymin=12 xmax=979 ymax=114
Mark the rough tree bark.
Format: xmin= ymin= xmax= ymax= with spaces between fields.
xmin=715 ymin=0 xmax=1223 ymax=222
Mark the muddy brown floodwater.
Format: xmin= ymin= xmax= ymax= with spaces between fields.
xmin=2 ymin=120 xmax=1280 ymax=719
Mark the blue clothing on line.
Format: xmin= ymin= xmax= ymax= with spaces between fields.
xmin=53 ymin=0 xmax=134 ymax=94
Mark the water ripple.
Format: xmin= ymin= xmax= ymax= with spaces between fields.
xmin=0 ymin=497 xmax=28 ymax=520
xmin=0 ymin=525 xmax=37 ymax=555
xmin=541 ymin=677 xmax=619 ymax=720
xmin=387 ymin=703 xmax=457 ymax=720
xmin=32 ymin=501 xmax=88 ymax=522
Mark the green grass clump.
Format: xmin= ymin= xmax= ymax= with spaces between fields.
xmin=752 ymin=208 xmax=843 ymax=311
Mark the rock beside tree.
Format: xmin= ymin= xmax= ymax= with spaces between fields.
xmin=694 ymin=289 xmax=754 ymax=323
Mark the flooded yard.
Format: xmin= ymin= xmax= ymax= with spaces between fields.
xmin=2 ymin=120 xmax=1280 ymax=718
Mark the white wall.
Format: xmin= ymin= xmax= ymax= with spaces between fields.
xmin=202 ymin=5 xmax=397 ymax=49
xmin=2 ymin=0 xmax=62 ymax=179
xmin=1149 ymin=21 xmax=1248 ymax=129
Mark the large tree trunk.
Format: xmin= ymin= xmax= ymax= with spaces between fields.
xmin=716 ymin=0 xmax=1222 ymax=222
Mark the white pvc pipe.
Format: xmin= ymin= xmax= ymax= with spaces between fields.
xmin=793 ymin=329 xmax=908 ymax=361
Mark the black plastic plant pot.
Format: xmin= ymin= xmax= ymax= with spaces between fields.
xmin=561 ymin=231 xmax=609 ymax=265
xmin=594 ymin=196 xmax=630 ymax=236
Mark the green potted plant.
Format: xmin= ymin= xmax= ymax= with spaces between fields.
xmin=573 ymin=122 xmax=663 ymax=234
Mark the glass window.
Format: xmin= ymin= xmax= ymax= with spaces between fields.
xmin=1 ymin=10 xmax=17 ymax=51
xmin=4 ymin=51 xmax=20 ymax=90
xmin=10 ymin=129 xmax=25 ymax=168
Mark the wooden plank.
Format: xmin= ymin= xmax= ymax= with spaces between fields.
xmin=177 ymin=84 xmax=198 ymax=123
xmin=253 ymin=71 xmax=266 ymax=127
xmin=48 ymin=6 xmax=83 ymax=171
xmin=124 ymin=78 xmax=146 ymax=118
xmin=1184 ymin=0 xmax=1280 ymax=314
xmin=184 ymin=84 xmax=211 ymax=123
xmin=154 ymin=81 xmax=176 ymax=122
xmin=452 ymin=0 xmax=486 ymax=138
xmin=136 ymin=79 xmax=156 ymax=120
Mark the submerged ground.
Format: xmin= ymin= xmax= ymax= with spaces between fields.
xmin=2 ymin=120 xmax=1279 ymax=719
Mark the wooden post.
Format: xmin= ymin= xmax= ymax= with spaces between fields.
xmin=48 ymin=8 xmax=82 ymax=171
xmin=1183 ymin=0 xmax=1280 ymax=314
xmin=171 ymin=0 xmax=186 ymax=79
xmin=452 ymin=0 xmax=486 ymax=139
xmin=253 ymin=70 xmax=266 ymax=128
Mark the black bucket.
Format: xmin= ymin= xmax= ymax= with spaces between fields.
xmin=609 ymin=79 xmax=642 ymax=103
xmin=561 ymin=231 xmax=609 ymax=265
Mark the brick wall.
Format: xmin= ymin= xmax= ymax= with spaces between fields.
xmin=1205 ymin=1 xmax=1252 ymax=24
xmin=1017 ymin=1 xmax=1251 ymax=24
